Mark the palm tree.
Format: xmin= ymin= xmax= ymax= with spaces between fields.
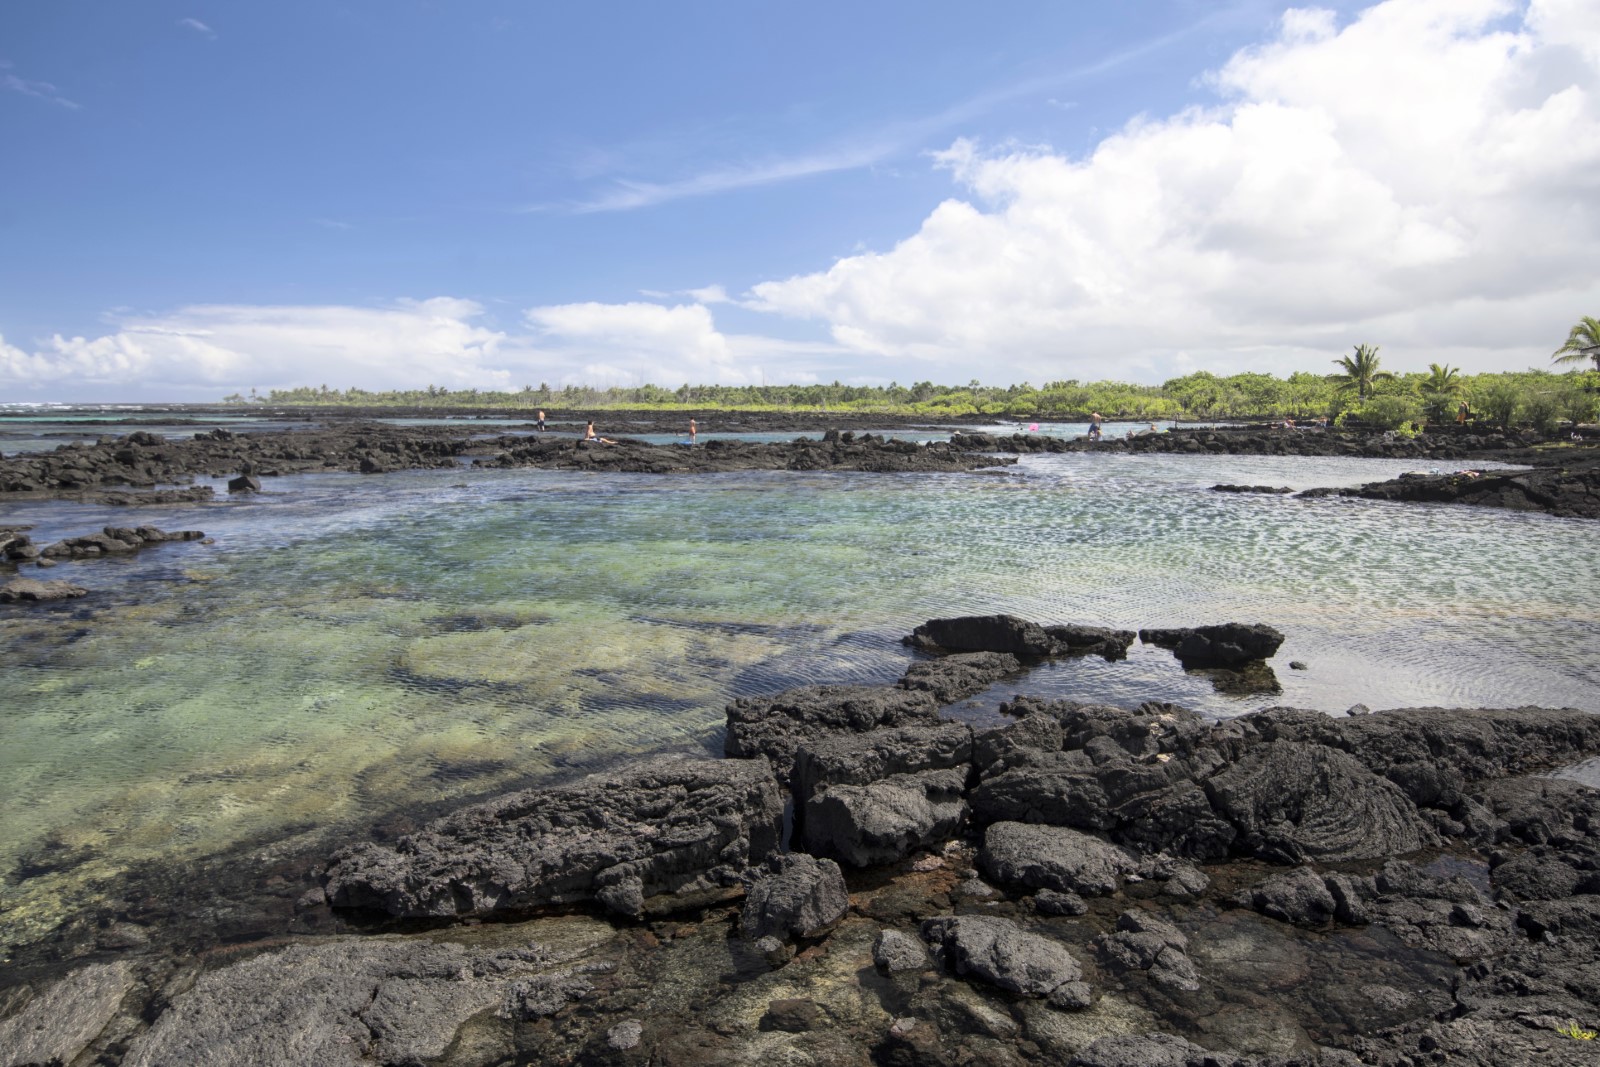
xmin=1328 ymin=344 xmax=1393 ymax=400
xmin=1552 ymin=316 xmax=1600 ymax=372
xmin=1419 ymin=362 xmax=1463 ymax=422
xmin=1420 ymin=363 xmax=1461 ymax=397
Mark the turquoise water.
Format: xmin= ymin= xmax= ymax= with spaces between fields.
xmin=1 ymin=451 xmax=1596 ymax=950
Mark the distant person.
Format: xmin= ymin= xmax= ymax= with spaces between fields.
xmin=583 ymin=421 xmax=614 ymax=445
xmin=1457 ymin=400 xmax=1469 ymax=425
xmin=1088 ymin=412 xmax=1103 ymax=440
xmin=536 ymin=409 xmax=546 ymax=433
xmin=688 ymin=418 xmax=697 ymax=444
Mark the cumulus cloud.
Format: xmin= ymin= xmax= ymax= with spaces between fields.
xmin=0 ymin=299 xmax=511 ymax=398
xmin=523 ymin=300 xmax=752 ymax=385
xmin=749 ymin=0 xmax=1600 ymax=380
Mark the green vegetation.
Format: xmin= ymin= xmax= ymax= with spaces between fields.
xmin=227 ymin=366 xmax=1599 ymax=430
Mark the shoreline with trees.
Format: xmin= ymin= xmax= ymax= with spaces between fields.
xmin=223 ymin=364 xmax=1598 ymax=435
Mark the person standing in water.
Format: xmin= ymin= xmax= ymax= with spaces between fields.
xmin=688 ymin=418 xmax=697 ymax=444
xmin=536 ymin=410 xmax=546 ymax=433
xmin=1089 ymin=411 xmax=1103 ymax=440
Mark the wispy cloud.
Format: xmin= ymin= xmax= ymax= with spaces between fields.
xmin=2 ymin=69 xmax=82 ymax=110
xmin=564 ymin=144 xmax=890 ymax=213
xmin=177 ymin=17 xmax=216 ymax=38
xmin=556 ymin=15 xmax=1219 ymax=214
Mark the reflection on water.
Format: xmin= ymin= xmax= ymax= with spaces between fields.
xmin=1 ymin=452 xmax=1596 ymax=949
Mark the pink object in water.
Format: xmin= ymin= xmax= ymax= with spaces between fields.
xmin=1028 ymin=423 xmax=1039 ymax=432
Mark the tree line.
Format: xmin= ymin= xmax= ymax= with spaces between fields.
xmin=230 ymin=367 xmax=1597 ymax=428
xmin=230 ymin=318 xmax=1600 ymax=432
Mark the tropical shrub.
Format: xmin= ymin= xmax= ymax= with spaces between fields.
xmin=1351 ymin=394 xmax=1421 ymax=431
xmin=1520 ymin=389 xmax=1563 ymax=435
xmin=1477 ymin=379 xmax=1523 ymax=432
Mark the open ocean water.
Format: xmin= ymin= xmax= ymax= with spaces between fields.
xmin=2 ymin=447 xmax=1597 ymax=950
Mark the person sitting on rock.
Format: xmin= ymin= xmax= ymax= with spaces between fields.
xmin=583 ymin=421 xmax=615 ymax=445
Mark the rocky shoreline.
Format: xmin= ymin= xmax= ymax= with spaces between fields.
xmin=3 ymin=413 xmax=1599 ymax=518
xmin=5 ymin=614 xmax=1599 ymax=1066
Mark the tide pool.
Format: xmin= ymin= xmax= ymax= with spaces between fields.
xmin=2 ymin=451 xmax=1596 ymax=951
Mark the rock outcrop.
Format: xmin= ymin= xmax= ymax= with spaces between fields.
xmin=907 ymin=615 xmax=1135 ymax=661
xmin=324 ymin=754 xmax=783 ymax=919
xmin=723 ymin=684 xmax=941 ymax=784
xmin=1138 ymin=622 xmax=1286 ymax=668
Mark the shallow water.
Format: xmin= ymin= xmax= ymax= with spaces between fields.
xmin=1 ymin=450 xmax=1596 ymax=950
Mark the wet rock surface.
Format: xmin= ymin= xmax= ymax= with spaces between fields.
xmin=7 ymin=653 xmax=1600 ymax=1065
xmin=1139 ymin=622 xmax=1286 ymax=668
xmin=907 ymin=614 xmax=1136 ymax=661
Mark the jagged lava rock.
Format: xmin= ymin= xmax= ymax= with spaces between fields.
xmin=1203 ymin=740 xmax=1437 ymax=863
xmin=741 ymin=853 xmax=849 ymax=941
xmin=897 ymin=651 xmax=1022 ymax=703
xmin=724 ymin=684 xmax=940 ymax=784
xmin=920 ymin=915 xmax=1089 ymax=1004
xmin=324 ymin=754 xmax=783 ymax=919
xmin=790 ymin=723 xmax=973 ymax=808
xmin=802 ymin=766 xmax=970 ymax=866
xmin=980 ymin=822 xmax=1138 ymax=896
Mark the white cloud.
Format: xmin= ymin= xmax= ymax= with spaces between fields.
xmin=176 ymin=17 xmax=215 ymax=37
xmin=749 ymin=0 xmax=1600 ymax=380
xmin=0 ymin=300 xmax=511 ymax=397
xmin=517 ymin=299 xmax=858 ymax=386
xmin=523 ymin=301 xmax=745 ymax=385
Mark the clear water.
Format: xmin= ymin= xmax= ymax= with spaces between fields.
xmin=1 ymin=451 xmax=1595 ymax=950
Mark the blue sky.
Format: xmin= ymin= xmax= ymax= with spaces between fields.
xmin=2 ymin=0 xmax=1597 ymax=400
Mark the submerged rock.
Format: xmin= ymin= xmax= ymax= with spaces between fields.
xmin=0 ymin=576 xmax=89 ymax=602
xmin=323 ymin=754 xmax=783 ymax=919
xmin=122 ymin=938 xmax=570 ymax=1067
xmin=0 ymin=961 xmax=132 ymax=1067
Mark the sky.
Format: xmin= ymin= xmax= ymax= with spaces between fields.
xmin=1 ymin=0 xmax=1597 ymax=402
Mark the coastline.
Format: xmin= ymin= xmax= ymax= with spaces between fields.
xmin=3 ymin=409 xmax=1598 ymax=519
